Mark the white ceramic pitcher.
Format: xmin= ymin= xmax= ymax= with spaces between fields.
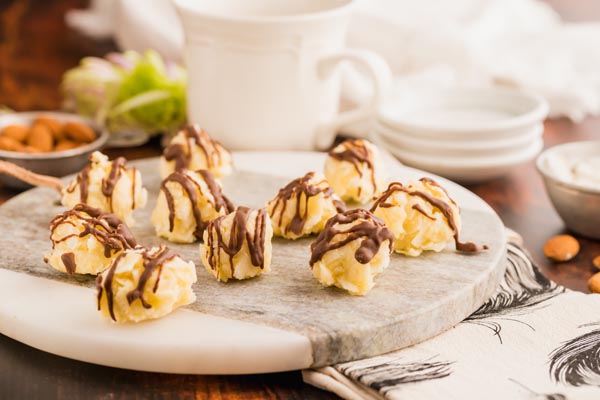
xmin=173 ymin=0 xmax=391 ymax=150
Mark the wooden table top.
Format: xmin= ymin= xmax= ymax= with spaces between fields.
xmin=1 ymin=0 xmax=599 ymax=398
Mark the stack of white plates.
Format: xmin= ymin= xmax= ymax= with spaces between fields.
xmin=370 ymin=87 xmax=549 ymax=183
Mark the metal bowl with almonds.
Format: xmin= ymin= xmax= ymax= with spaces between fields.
xmin=0 ymin=111 xmax=109 ymax=189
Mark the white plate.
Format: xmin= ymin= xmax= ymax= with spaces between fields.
xmin=375 ymin=121 xmax=543 ymax=157
xmin=379 ymin=87 xmax=548 ymax=139
xmin=372 ymin=131 xmax=544 ymax=183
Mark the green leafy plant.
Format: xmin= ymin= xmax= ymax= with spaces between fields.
xmin=61 ymin=50 xmax=187 ymax=137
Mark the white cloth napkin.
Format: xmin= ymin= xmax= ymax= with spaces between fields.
xmin=67 ymin=0 xmax=600 ymax=122
xmin=302 ymin=239 xmax=600 ymax=399
xmin=343 ymin=0 xmax=600 ymax=122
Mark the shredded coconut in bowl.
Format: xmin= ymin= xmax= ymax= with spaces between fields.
xmin=544 ymin=153 xmax=600 ymax=191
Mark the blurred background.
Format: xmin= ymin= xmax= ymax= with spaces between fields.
xmin=2 ymin=0 xmax=599 ymax=120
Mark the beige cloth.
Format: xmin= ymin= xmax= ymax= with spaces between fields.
xmin=303 ymin=239 xmax=600 ymax=399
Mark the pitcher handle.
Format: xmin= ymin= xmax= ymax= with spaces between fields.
xmin=314 ymin=49 xmax=391 ymax=150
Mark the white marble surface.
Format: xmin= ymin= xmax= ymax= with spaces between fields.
xmin=0 ymin=151 xmax=506 ymax=373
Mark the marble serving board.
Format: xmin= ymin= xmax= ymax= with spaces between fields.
xmin=0 ymin=152 xmax=506 ymax=374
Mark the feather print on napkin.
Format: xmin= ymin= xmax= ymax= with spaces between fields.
xmin=335 ymin=355 xmax=453 ymax=396
xmin=304 ymin=241 xmax=600 ymax=400
xmin=549 ymin=322 xmax=600 ymax=387
xmin=464 ymin=243 xmax=565 ymax=342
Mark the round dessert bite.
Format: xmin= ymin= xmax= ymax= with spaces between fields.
xmin=61 ymin=151 xmax=147 ymax=226
xmin=96 ymin=245 xmax=197 ymax=323
xmin=324 ymin=139 xmax=387 ymax=204
xmin=200 ymin=207 xmax=272 ymax=282
xmin=266 ymin=172 xmax=346 ymax=240
xmin=152 ymin=169 xmax=234 ymax=243
xmin=310 ymin=208 xmax=393 ymax=296
xmin=45 ymin=204 xmax=137 ymax=275
xmin=371 ymin=178 xmax=481 ymax=256
xmin=160 ymin=124 xmax=233 ymax=179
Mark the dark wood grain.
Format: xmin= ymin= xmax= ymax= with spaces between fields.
xmin=0 ymin=334 xmax=328 ymax=400
xmin=0 ymin=0 xmax=599 ymax=399
xmin=468 ymin=118 xmax=600 ymax=293
xmin=0 ymin=0 xmax=116 ymax=111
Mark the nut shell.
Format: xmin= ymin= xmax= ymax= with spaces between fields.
xmin=35 ymin=116 xmax=64 ymax=140
xmin=54 ymin=140 xmax=80 ymax=152
xmin=593 ymin=255 xmax=600 ymax=270
xmin=26 ymin=123 xmax=54 ymax=152
xmin=63 ymin=121 xmax=96 ymax=143
xmin=0 ymin=136 xmax=25 ymax=152
xmin=543 ymin=234 xmax=580 ymax=262
xmin=588 ymin=272 xmax=600 ymax=293
xmin=21 ymin=145 xmax=43 ymax=153
xmin=1 ymin=125 xmax=29 ymax=142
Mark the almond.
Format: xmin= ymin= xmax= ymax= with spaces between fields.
xmin=543 ymin=234 xmax=580 ymax=262
xmin=593 ymin=255 xmax=600 ymax=270
xmin=35 ymin=116 xmax=64 ymax=141
xmin=54 ymin=140 xmax=80 ymax=152
xmin=588 ymin=272 xmax=600 ymax=293
xmin=63 ymin=121 xmax=96 ymax=143
xmin=0 ymin=136 xmax=25 ymax=152
xmin=1 ymin=125 xmax=29 ymax=142
xmin=26 ymin=123 xmax=54 ymax=152
xmin=21 ymin=145 xmax=43 ymax=153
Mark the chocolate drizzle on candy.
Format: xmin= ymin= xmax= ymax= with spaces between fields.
xmin=371 ymin=179 xmax=484 ymax=252
xmin=205 ymin=207 xmax=268 ymax=279
xmin=310 ymin=209 xmax=393 ymax=266
xmin=329 ymin=139 xmax=377 ymax=194
xmin=60 ymin=252 xmax=77 ymax=275
xmin=48 ymin=204 xmax=137 ymax=273
xmin=65 ymin=155 xmax=139 ymax=210
xmin=269 ymin=172 xmax=346 ymax=237
xmin=160 ymin=169 xmax=234 ymax=238
xmin=101 ymin=157 xmax=127 ymax=198
xmin=163 ymin=125 xmax=226 ymax=171
xmin=96 ymin=245 xmax=178 ymax=322
xmin=70 ymin=164 xmax=90 ymax=204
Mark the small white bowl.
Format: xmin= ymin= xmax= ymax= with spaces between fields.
xmin=372 ymin=129 xmax=543 ymax=183
xmin=378 ymin=86 xmax=548 ymax=139
xmin=536 ymin=141 xmax=600 ymax=239
xmin=374 ymin=121 xmax=543 ymax=158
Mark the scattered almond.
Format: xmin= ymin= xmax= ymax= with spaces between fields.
xmin=63 ymin=121 xmax=96 ymax=143
xmin=588 ymin=272 xmax=600 ymax=293
xmin=1 ymin=125 xmax=29 ymax=142
xmin=35 ymin=115 xmax=64 ymax=140
xmin=543 ymin=234 xmax=580 ymax=262
xmin=26 ymin=123 xmax=54 ymax=152
xmin=21 ymin=145 xmax=43 ymax=153
xmin=54 ymin=140 xmax=80 ymax=152
xmin=0 ymin=136 xmax=25 ymax=152
xmin=0 ymin=117 xmax=96 ymax=154
xmin=593 ymin=255 xmax=600 ymax=270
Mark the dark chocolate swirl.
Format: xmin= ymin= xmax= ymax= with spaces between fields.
xmin=371 ymin=179 xmax=482 ymax=252
xmin=48 ymin=204 xmax=138 ymax=274
xmin=60 ymin=252 xmax=77 ymax=275
xmin=328 ymin=139 xmax=378 ymax=195
xmin=65 ymin=154 xmax=138 ymax=211
xmin=160 ymin=169 xmax=234 ymax=238
xmin=66 ymin=164 xmax=91 ymax=203
xmin=96 ymin=245 xmax=178 ymax=321
xmin=163 ymin=125 xmax=229 ymax=172
xmin=205 ymin=207 xmax=268 ymax=279
xmin=268 ymin=172 xmax=346 ymax=236
xmin=310 ymin=208 xmax=393 ymax=266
